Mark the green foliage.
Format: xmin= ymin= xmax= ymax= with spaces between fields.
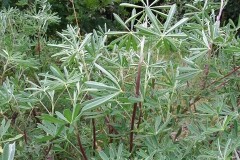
xmin=1 ymin=0 xmax=240 ymax=159
xmin=0 ymin=142 xmax=16 ymax=160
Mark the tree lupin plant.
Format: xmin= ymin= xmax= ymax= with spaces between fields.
xmin=1 ymin=0 xmax=240 ymax=159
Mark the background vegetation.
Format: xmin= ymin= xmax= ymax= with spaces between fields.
xmin=1 ymin=0 xmax=240 ymax=33
xmin=0 ymin=0 xmax=240 ymax=159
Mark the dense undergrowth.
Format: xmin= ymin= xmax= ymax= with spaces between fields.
xmin=0 ymin=0 xmax=240 ymax=159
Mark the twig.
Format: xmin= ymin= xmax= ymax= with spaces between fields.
xmin=105 ymin=116 xmax=113 ymax=143
xmin=105 ymin=116 xmax=119 ymax=134
xmin=216 ymin=0 xmax=224 ymax=23
xmin=129 ymin=37 xmax=145 ymax=153
xmin=207 ymin=66 xmax=240 ymax=88
xmin=211 ymin=80 xmax=230 ymax=92
xmin=32 ymin=108 xmax=41 ymax=124
xmin=75 ymin=126 xmax=88 ymax=160
xmin=23 ymin=129 xmax=28 ymax=144
xmin=105 ymin=116 xmax=118 ymax=144
xmin=45 ymin=143 xmax=53 ymax=158
xmin=189 ymin=66 xmax=240 ymax=107
xmin=137 ymin=102 xmax=143 ymax=129
xmin=69 ymin=0 xmax=81 ymax=36
xmin=130 ymin=103 xmax=138 ymax=153
xmin=92 ymin=119 xmax=96 ymax=156
xmin=201 ymin=64 xmax=209 ymax=90
xmin=0 ymin=112 xmax=25 ymax=135
xmin=35 ymin=29 xmax=41 ymax=59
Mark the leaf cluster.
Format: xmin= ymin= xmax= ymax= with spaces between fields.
xmin=0 ymin=0 xmax=240 ymax=160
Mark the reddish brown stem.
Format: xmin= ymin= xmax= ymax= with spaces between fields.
xmin=135 ymin=64 xmax=142 ymax=96
xmin=23 ymin=129 xmax=28 ymax=144
xmin=152 ymin=79 xmax=155 ymax=89
xmin=105 ymin=116 xmax=118 ymax=144
xmin=45 ymin=143 xmax=52 ymax=157
xmin=201 ymin=64 xmax=209 ymax=90
xmin=92 ymin=119 xmax=96 ymax=156
xmin=129 ymin=102 xmax=138 ymax=153
xmin=137 ymin=102 xmax=142 ymax=129
xmin=35 ymin=29 xmax=41 ymax=60
xmin=105 ymin=116 xmax=118 ymax=134
xmin=212 ymin=80 xmax=230 ymax=92
xmin=32 ymin=108 xmax=41 ymax=124
xmin=190 ymin=66 xmax=240 ymax=108
xmin=130 ymin=60 xmax=143 ymax=153
xmin=207 ymin=66 xmax=240 ymax=88
xmin=11 ymin=112 xmax=18 ymax=125
xmin=105 ymin=116 xmax=113 ymax=143
xmin=76 ymin=129 xmax=88 ymax=160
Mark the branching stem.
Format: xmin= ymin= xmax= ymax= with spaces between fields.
xmin=129 ymin=37 xmax=145 ymax=153
xmin=92 ymin=119 xmax=96 ymax=156
xmin=74 ymin=126 xmax=88 ymax=160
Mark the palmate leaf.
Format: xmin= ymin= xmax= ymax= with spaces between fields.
xmin=54 ymin=109 xmax=75 ymax=124
xmin=135 ymin=25 xmax=159 ymax=36
xmin=85 ymin=81 xmax=119 ymax=91
xmin=224 ymin=46 xmax=240 ymax=56
xmin=176 ymin=66 xmax=202 ymax=81
xmin=37 ymin=121 xmax=65 ymax=137
xmin=0 ymin=119 xmax=10 ymax=138
xmin=99 ymin=151 xmax=109 ymax=160
xmin=0 ymin=50 xmax=39 ymax=69
xmin=38 ymin=66 xmax=81 ymax=90
xmin=151 ymin=9 xmax=168 ymax=18
xmin=202 ymin=30 xmax=210 ymax=49
xmin=196 ymin=103 xmax=217 ymax=115
xmin=0 ymin=142 xmax=15 ymax=160
xmin=49 ymin=26 xmax=92 ymax=63
xmin=0 ymin=79 xmax=15 ymax=107
xmin=126 ymin=9 xmax=139 ymax=30
xmin=113 ymin=13 xmax=129 ymax=31
xmin=106 ymin=11 xmax=140 ymax=51
xmin=81 ymin=91 xmax=120 ymax=113
xmin=85 ymin=29 xmax=107 ymax=56
xmin=0 ymin=134 xmax=23 ymax=143
xmin=145 ymin=6 xmax=161 ymax=34
xmin=72 ymin=104 xmax=81 ymax=122
xmin=98 ymin=143 xmax=125 ymax=160
xmin=165 ymin=18 xmax=189 ymax=34
xmin=50 ymin=65 xmax=65 ymax=80
xmin=106 ymin=31 xmax=129 ymax=35
xmin=56 ymin=111 xmax=69 ymax=123
xmin=40 ymin=114 xmax=66 ymax=125
xmin=164 ymin=4 xmax=177 ymax=32
xmin=120 ymin=3 xmax=143 ymax=8
xmin=79 ymin=33 xmax=92 ymax=51
xmin=94 ymin=63 xmax=121 ymax=89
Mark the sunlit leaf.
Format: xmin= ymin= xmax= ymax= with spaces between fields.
xmin=164 ymin=4 xmax=176 ymax=32
xmin=1 ymin=142 xmax=15 ymax=160
xmin=81 ymin=92 xmax=120 ymax=113
xmin=165 ymin=18 xmax=188 ymax=34
xmin=113 ymin=13 xmax=129 ymax=31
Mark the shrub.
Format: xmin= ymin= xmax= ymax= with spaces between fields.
xmin=0 ymin=0 xmax=240 ymax=159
